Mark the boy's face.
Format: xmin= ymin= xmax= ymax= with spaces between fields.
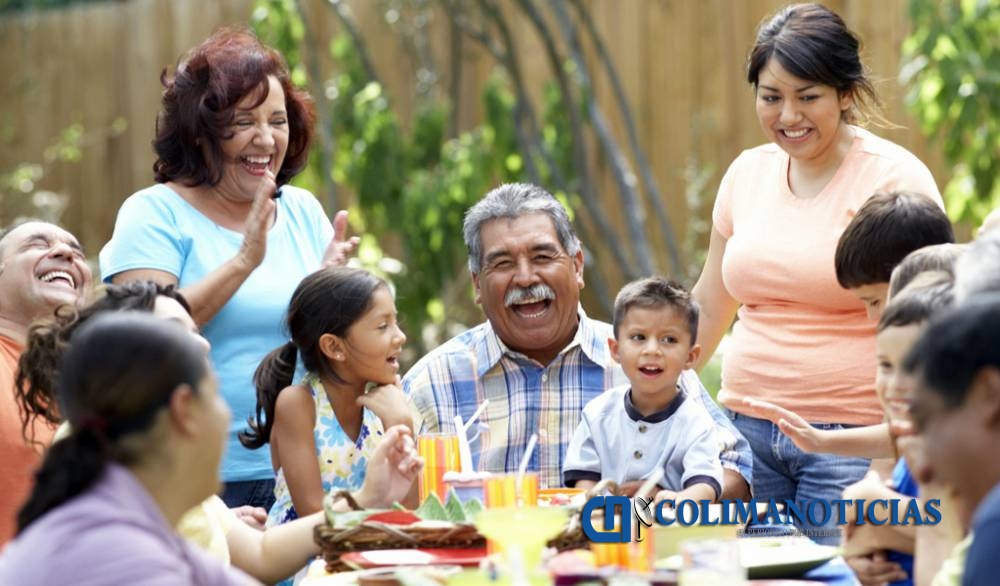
xmin=850 ymin=282 xmax=890 ymax=320
xmin=875 ymin=323 xmax=924 ymax=425
xmin=910 ymin=368 xmax=1000 ymax=513
xmin=609 ymin=304 xmax=701 ymax=404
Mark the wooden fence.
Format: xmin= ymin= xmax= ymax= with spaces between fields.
xmin=0 ymin=0 xmax=947 ymax=279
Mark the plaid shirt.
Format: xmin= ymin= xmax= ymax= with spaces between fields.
xmin=403 ymin=309 xmax=752 ymax=489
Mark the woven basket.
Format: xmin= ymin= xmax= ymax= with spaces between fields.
xmin=315 ymin=482 xmax=621 ymax=573
xmin=315 ymin=491 xmax=486 ymax=572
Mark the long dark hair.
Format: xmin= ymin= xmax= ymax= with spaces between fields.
xmin=15 ymin=282 xmax=190 ymax=443
xmin=18 ymin=313 xmax=209 ymax=532
xmin=747 ymin=3 xmax=883 ymax=126
xmin=240 ymin=267 xmax=387 ymax=449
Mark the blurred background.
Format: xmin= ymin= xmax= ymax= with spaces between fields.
xmin=0 ymin=0 xmax=997 ymax=379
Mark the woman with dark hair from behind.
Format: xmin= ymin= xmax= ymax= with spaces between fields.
xmin=691 ymin=2 xmax=943 ymax=546
xmin=9 ymin=281 xmax=423 ymax=584
xmin=0 ymin=313 xmax=255 ymax=584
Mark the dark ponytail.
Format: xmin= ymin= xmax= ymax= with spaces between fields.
xmin=240 ymin=342 xmax=297 ymax=449
xmin=17 ymin=427 xmax=108 ymax=531
xmin=17 ymin=312 xmax=208 ymax=533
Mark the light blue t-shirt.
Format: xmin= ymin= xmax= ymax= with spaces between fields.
xmin=99 ymin=184 xmax=333 ymax=482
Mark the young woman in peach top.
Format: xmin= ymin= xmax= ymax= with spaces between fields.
xmin=691 ymin=3 xmax=942 ymax=546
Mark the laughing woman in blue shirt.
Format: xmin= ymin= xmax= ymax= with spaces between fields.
xmin=100 ymin=28 xmax=358 ymax=509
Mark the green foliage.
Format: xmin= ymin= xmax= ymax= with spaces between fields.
xmin=251 ymin=1 xmax=576 ymax=352
xmin=902 ymin=0 xmax=1000 ymax=225
xmin=1 ymin=120 xmax=119 ymax=223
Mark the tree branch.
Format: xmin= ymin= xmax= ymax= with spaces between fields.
xmin=294 ymin=0 xmax=338 ymax=211
xmin=548 ymin=0 xmax=656 ymax=276
xmin=569 ymin=0 xmax=682 ymax=274
xmin=514 ymin=0 xmax=633 ymax=281
xmin=327 ymin=0 xmax=381 ymax=85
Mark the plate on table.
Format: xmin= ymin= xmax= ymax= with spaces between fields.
xmin=741 ymin=537 xmax=837 ymax=579
xmin=339 ymin=547 xmax=487 ymax=569
xmin=656 ymin=537 xmax=836 ymax=580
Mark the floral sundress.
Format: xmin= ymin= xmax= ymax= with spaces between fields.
xmin=265 ymin=372 xmax=384 ymax=527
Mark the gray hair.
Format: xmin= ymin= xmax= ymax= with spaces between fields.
xmin=888 ymin=243 xmax=965 ymax=299
xmin=463 ymin=183 xmax=580 ymax=273
xmin=955 ymin=231 xmax=1000 ymax=303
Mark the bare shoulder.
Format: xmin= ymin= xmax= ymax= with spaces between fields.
xmin=273 ymin=383 xmax=316 ymax=427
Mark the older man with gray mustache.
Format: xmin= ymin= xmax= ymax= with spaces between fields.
xmin=403 ymin=183 xmax=753 ymax=497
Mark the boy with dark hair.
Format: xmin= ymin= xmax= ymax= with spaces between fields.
xmin=835 ymin=191 xmax=954 ymax=319
xmin=905 ymin=295 xmax=1000 ymax=585
xmin=563 ymin=277 xmax=722 ymax=504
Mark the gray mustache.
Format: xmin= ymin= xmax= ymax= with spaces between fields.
xmin=505 ymin=284 xmax=556 ymax=307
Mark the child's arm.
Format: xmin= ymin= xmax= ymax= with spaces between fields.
xmin=358 ymin=376 xmax=413 ymax=431
xmin=743 ymin=397 xmax=895 ymax=459
xmin=654 ymin=483 xmax=716 ymax=506
xmin=574 ymin=480 xmax=598 ymax=492
xmin=227 ymin=425 xmax=423 ymax=583
xmin=272 ymin=384 xmax=326 ymax=517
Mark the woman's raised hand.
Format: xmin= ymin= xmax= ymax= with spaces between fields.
xmin=355 ymin=425 xmax=423 ymax=509
xmin=237 ymin=171 xmax=278 ymax=271
xmin=322 ymin=210 xmax=361 ymax=268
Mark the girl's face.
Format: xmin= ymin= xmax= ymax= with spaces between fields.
xmin=755 ymin=58 xmax=854 ymax=166
xmin=338 ymin=286 xmax=407 ymax=386
xmin=875 ymin=323 xmax=924 ymax=425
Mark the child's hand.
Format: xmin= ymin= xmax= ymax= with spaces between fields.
xmin=231 ymin=505 xmax=267 ymax=531
xmin=357 ymin=376 xmax=412 ymax=430
xmin=653 ymin=489 xmax=678 ymax=506
xmin=846 ymin=552 xmax=908 ymax=585
xmin=742 ymin=397 xmax=826 ymax=452
xmin=355 ymin=425 xmax=424 ymax=508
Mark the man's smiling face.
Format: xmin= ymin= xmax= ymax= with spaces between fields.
xmin=472 ymin=212 xmax=584 ymax=365
xmin=0 ymin=222 xmax=92 ymax=325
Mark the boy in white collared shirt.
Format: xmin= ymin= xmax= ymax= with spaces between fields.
xmin=563 ymin=277 xmax=722 ymax=504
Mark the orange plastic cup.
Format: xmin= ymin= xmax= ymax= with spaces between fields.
xmin=483 ymin=473 xmax=539 ymax=508
xmin=417 ymin=434 xmax=461 ymax=502
xmin=590 ymin=514 xmax=654 ymax=572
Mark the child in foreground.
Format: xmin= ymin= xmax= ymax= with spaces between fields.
xmin=241 ymin=267 xmax=414 ymax=529
xmin=563 ymin=277 xmax=722 ymax=504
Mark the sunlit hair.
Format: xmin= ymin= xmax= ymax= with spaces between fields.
xmin=955 ymin=231 xmax=1000 ymax=303
xmin=888 ymin=243 xmax=965 ymax=299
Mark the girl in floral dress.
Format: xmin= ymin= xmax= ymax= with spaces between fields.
xmin=241 ymin=267 xmax=413 ymax=528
